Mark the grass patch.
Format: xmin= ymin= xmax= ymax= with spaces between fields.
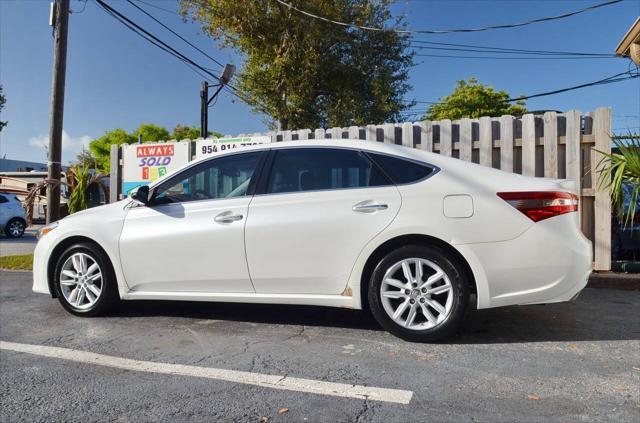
xmin=0 ymin=254 xmax=33 ymax=270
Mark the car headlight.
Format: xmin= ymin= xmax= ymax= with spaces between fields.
xmin=37 ymin=222 xmax=59 ymax=240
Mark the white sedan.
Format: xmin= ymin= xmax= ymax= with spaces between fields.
xmin=33 ymin=140 xmax=592 ymax=341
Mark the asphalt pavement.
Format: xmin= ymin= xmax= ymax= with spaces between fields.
xmin=0 ymin=270 xmax=639 ymax=422
xmin=0 ymin=226 xmax=39 ymax=257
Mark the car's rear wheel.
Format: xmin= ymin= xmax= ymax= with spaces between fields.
xmin=53 ymin=243 xmax=118 ymax=317
xmin=4 ymin=218 xmax=25 ymax=238
xmin=368 ymin=245 xmax=469 ymax=342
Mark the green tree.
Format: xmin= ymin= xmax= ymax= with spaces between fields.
xmin=596 ymin=133 xmax=640 ymax=227
xmin=425 ymin=78 xmax=526 ymax=121
xmin=133 ymin=123 xmax=170 ymax=142
xmin=75 ymin=147 xmax=97 ymax=168
xmin=171 ymin=124 xmax=223 ymax=139
xmin=89 ymin=128 xmax=136 ymax=173
xmin=0 ymin=85 xmax=7 ymax=132
xmin=180 ymin=0 xmax=413 ymax=129
xmin=171 ymin=124 xmax=201 ymax=140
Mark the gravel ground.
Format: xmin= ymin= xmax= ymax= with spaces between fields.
xmin=0 ymin=270 xmax=638 ymax=422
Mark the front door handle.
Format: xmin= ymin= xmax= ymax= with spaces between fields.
xmin=352 ymin=201 xmax=388 ymax=213
xmin=214 ymin=211 xmax=243 ymax=223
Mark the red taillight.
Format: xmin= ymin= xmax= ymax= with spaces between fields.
xmin=497 ymin=191 xmax=579 ymax=222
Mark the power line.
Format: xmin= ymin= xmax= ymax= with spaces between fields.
xmin=274 ymin=0 xmax=622 ymax=35
xmin=507 ymin=70 xmax=639 ymax=102
xmin=94 ymin=0 xmax=273 ymax=117
xmin=409 ymin=44 xmax=615 ymax=58
xmin=409 ymin=40 xmax=614 ymax=57
xmin=94 ymin=0 xmax=223 ymax=83
xmin=131 ymin=0 xmax=180 ymax=16
xmin=414 ymin=53 xmax=619 ymax=60
xmin=126 ymin=0 xmax=226 ymax=68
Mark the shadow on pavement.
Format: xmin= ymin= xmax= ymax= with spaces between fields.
xmin=113 ymin=288 xmax=640 ymax=344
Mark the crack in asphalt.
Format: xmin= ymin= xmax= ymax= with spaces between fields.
xmin=355 ymin=398 xmax=371 ymax=423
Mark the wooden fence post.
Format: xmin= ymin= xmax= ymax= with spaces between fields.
xmin=543 ymin=112 xmax=558 ymax=178
xmin=366 ymin=124 xmax=376 ymax=141
xmin=499 ymin=115 xmax=514 ymax=172
xmin=402 ymin=122 xmax=413 ymax=148
xmin=419 ymin=121 xmax=433 ymax=152
xmin=479 ymin=116 xmax=492 ymax=166
xmin=348 ymin=126 xmax=359 ymax=140
xmin=459 ymin=118 xmax=472 ymax=161
xmin=298 ymin=129 xmax=311 ymax=140
xmin=565 ymin=110 xmax=582 ymax=190
xmin=522 ymin=113 xmax=536 ymax=176
xmin=440 ymin=120 xmax=452 ymax=156
xmin=383 ymin=123 xmax=394 ymax=144
xmin=593 ymin=107 xmax=612 ymax=271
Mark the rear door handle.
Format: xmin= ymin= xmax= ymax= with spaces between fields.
xmin=214 ymin=211 xmax=243 ymax=223
xmin=352 ymin=201 xmax=388 ymax=213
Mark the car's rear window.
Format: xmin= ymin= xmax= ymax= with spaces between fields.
xmin=367 ymin=153 xmax=434 ymax=184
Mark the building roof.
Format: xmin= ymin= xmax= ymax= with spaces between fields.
xmin=616 ymin=17 xmax=640 ymax=56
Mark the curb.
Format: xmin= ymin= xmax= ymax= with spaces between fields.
xmin=587 ymin=272 xmax=640 ymax=291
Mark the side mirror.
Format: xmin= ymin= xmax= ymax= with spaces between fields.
xmin=130 ymin=185 xmax=150 ymax=206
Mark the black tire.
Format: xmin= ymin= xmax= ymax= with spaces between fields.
xmin=4 ymin=218 xmax=26 ymax=238
xmin=367 ymin=244 xmax=469 ymax=342
xmin=53 ymin=242 xmax=119 ymax=317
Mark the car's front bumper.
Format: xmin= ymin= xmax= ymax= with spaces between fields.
xmin=32 ymin=233 xmax=55 ymax=296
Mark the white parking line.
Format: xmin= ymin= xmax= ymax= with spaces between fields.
xmin=0 ymin=340 xmax=413 ymax=404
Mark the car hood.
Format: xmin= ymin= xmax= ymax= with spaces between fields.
xmin=60 ymin=199 xmax=130 ymax=225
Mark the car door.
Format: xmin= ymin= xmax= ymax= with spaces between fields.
xmin=0 ymin=195 xmax=7 ymax=226
xmin=119 ymin=150 xmax=266 ymax=293
xmin=245 ymin=147 xmax=401 ymax=295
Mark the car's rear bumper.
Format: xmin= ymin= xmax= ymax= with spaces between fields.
xmin=456 ymin=212 xmax=592 ymax=309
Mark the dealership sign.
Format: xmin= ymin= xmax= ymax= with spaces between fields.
xmin=195 ymin=136 xmax=271 ymax=160
xmin=122 ymin=142 xmax=190 ymax=195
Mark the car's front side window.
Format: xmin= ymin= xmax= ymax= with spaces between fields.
xmin=266 ymin=148 xmax=390 ymax=195
xmin=151 ymin=151 xmax=263 ymax=205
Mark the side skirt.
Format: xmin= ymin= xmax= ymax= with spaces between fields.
xmin=122 ymin=290 xmax=357 ymax=309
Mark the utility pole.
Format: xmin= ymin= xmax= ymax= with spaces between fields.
xmin=46 ymin=0 xmax=70 ymax=224
xmin=199 ymin=64 xmax=236 ymax=138
xmin=200 ymin=81 xmax=209 ymax=138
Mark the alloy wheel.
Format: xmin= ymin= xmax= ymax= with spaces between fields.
xmin=8 ymin=220 xmax=24 ymax=237
xmin=59 ymin=253 xmax=103 ymax=310
xmin=380 ymin=258 xmax=454 ymax=331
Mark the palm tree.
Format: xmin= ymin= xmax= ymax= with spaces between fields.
xmin=66 ymin=164 xmax=109 ymax=214
xmin=596 ymin=132 xmax=640 ymax=227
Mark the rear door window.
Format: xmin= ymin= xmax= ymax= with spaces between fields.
xmin=265 ymin=148 xmax=390 ymax=194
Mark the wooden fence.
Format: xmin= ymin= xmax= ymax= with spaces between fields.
xmin=110 ymin=107 xmax=613 ymax=270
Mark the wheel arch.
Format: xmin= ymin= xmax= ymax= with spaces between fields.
xmin=358 ymin=234 xmax=478 ymax=311
xmin=46 ymin=235 xmax=114 ymax=298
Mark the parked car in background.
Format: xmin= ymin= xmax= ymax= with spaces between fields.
xmin=33 ymin=140 xmax=592 ymax=341
xmin=0 ymin=193 xmax=27 ymax=238
xmin=0 ymin=172 xmax=69 ymax=221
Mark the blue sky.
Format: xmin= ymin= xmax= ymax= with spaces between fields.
xmin=1 ymin=0 xmax=639 ymax=164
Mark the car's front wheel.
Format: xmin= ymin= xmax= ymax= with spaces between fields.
xmin=4 ymin=218 xmax=26 ymax=238
xmin=368 ymin=245 xmax=470 ymax=342
xmin=53 ymin=243 xmax=118 ymax=316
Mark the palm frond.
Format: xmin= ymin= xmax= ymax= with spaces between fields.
xmin=595 ymin=131 xmax=640 ymax=227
